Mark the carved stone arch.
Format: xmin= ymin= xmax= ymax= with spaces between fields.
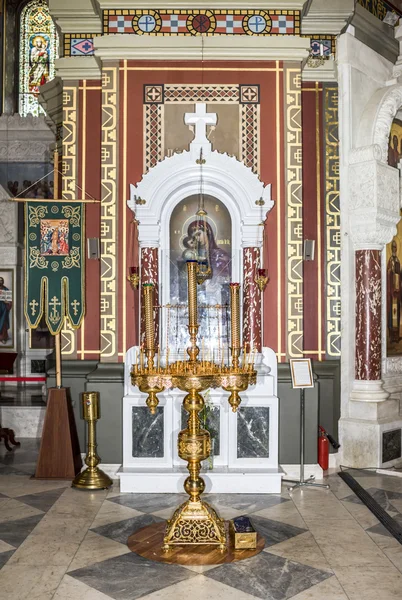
xmin=128 ymin=149 xmax=274 ymax=250
xmin=358 ymin=84 xmax=402 ymax=163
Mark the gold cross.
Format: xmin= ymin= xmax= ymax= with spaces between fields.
xmin=29 ymin=299 xmax=39 ymax=316
xmin=49 ymin=295 xmax=61 ymax=324
xmin=71 ymin=299 xmax=80 ymax=316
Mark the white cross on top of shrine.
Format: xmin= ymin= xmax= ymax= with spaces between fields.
xmin=184 ymin=103 xmax=217 ymax=157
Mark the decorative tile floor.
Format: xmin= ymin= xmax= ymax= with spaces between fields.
xmin=0 ymin=441 xmax=401 ymax=599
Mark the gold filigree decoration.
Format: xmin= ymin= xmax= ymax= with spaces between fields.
xmin=28 ymin=205 xmax=47 ymax=227
xmin=29 ymin=247 xmax=48 ymax=269
xmin=163 ymin=500 xmax=226 ymax=548
xmin=62 ymin=247 xmax=80 ymax=269
xmin=62 ymin=205 xmax=81 ymax=227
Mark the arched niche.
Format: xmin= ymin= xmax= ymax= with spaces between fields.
xmin=128 ymin=148 xmax=273 ymax=250
xmin=129 ymin=147 xmax=274 ymax=350
xmin=168 ymin=193 xmax=232 ymax=350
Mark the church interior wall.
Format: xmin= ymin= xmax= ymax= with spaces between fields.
xmin=50 ymin=56 xmax=341 ymax=464
xmin=0 ymin=0 xmax=361 ymax=469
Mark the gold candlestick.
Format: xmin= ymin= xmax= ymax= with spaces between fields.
xmin=230 ymin=283 xmax=241 ymax=369
xmin=143 ymin=283 xmax=155 ymax=371
xmin=72 ymin=392 xmax=112 ymax=490
xmin=187 ymin=260 xmax=200 ymax=362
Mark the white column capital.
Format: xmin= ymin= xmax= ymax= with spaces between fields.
xmin=348 ymin=155 xmax=400 ymax=248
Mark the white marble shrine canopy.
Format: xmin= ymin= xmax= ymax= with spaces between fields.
xmin=128 ymin=107 xmax=274 ymax=250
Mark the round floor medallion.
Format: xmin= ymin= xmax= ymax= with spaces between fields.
xmin=127 ymin=521 xmax=265 ymax=565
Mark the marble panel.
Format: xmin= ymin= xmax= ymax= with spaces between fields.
xmin=181 ymin=405 xmax=220 ymax=455
xmin=205 ymin=493 xmax=288 ymax=514
xmin=132 ymin=406 xmax=164 ymax=458
xmin=68 ymin=552 xmax=196 ymax=600
xmin=67 ymin=531 xmax=131 ymax=572
xmin=90 ymin=501 xmax=143 ymax=529
xmin=0 ymin=476 xmax=69 ymax=498
xmin=0 ymin=550 xmax=14 ymax=570
xmin=340 ymin=499 xmax=380 ymax=529
xmin=0 ymin=514 xmax=43 ymax=547
xmin=266 ymin=531 xmax=332 ymax=573
xmin=333 ymin=564 xmax=402 ymax=600
xmin=287 ymin=576 xmax=348 ymax=600
xmin=27 ymin=516 xmax=93 ymax=545
xmin=355 ymin=249 xmax=381 ymax=380
xmin=343 ymin=487 xmax=402 ymax=513
xmin=206 ymin=551 xmax=332 ymax=600
xmin=17 ymin=487 xmax=66 ymax=513
xmin=0 ymin=498 xmax=44 ymax=523
xmin=0 ymin=407 xmax=45 ymax=438
xmin=249 ymin=515 xmax=307 ymax=547
xmin=253 ymin=501 xmax=307 ymax=528
xmin=6 ymin=535 xmax=81 ymax=567
xmin=305 ymin=519 xmax=390 ymax=568
xmin=30 ymin=360 xmax=46 ymax=374
xmin=237 ymin=407 xmax=269 ymax=458
xmin=0 ymin=540 xmax=14 ymax=553
xmin=54 ymin=575 xmax=117 ymax=600
xmin=383 ymin=545 xmax=402 ymax=573
xmin=291 ymin=488 xmax=354 ymax=521
xmin=0 ymin=464 xmax=33 ymax=476
xmin=91 ymin=514 xmax=164 ymax=545
xmin=382 ymin=429 xmax=402 ymax=463
xmin=108 ymin=493 xmax=185 ymax=514
xmin=139 ymin=574 xmax=257 ymax=600
xmin=0 ymin=563 xmax=66 ymax=600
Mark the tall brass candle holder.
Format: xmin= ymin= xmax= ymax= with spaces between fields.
xmin=131 ymin=262 xmax=257 ymax=551
xmin=72 ymin=392 xmax=113 ymax=490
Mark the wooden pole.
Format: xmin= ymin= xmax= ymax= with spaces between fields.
xmin=54 ymin=149 xmax=59 ymax=198
xmin=55 ymin=331 xmax=62 ymax=388
xmin=54 ymin=152 xmax=62 ymax=389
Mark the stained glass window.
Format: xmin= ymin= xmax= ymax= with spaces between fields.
xmin=19 ymin=0 xmax=58 ymax=117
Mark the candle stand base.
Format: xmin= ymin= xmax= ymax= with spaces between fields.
xmin=163 ymin=499 xmax=226 ymax=551
xmin=128 ymin=521 xmax=265 ymax=565
xmin=72 ymin=466 xmax=112 ymax=490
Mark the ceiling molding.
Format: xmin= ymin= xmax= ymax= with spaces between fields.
xmin=55 ymin=56 xmax=102 ymax=80
xmin=94 ymin=34 xmax=310 ymax=62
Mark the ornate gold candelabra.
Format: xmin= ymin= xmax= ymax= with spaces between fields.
xmin=131 ymin=260 xmax=257 ymax=552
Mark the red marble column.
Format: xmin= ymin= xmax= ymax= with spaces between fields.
xmin=355 ymin=249 xmax=382 ymax=380
xmin=243 ymin=247 xmax=262 ymax=352
xmin=140 ymin=247 xmax=159 ymax=347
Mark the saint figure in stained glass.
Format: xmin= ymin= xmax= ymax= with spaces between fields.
xmin=19 ymin=0 xmax=58 ymax=117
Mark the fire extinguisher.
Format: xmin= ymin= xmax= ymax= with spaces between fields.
xmin=318 ymin=426 xmax=329 ymax=471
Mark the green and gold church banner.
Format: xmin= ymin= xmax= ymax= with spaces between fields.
xmin=24 ymin=202 xmax=85 ymax=335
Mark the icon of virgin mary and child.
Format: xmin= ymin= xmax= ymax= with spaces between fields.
xmin=177 ymin=220 xmax=231 ymax=304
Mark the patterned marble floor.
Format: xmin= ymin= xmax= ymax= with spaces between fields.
xmin=0 ymin=441 xmax=402 ymax=600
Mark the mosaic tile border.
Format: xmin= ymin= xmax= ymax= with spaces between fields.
xmin=324 ymin=84 xmax=341 ymax=358
xmin=301 ymin=34 xmax=336 ymax=58
xmin=284 ymin=66 xmax=303 ymax=358
xmin=103 ymin=9 xmax=300 ymax=36
xmin=100 ymin=66 xmax=119 ymax=360
xmin=64 ymin=33 xmax=101 ymax=57
xmin=61 ymin=86 xmax=79 ymax=357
